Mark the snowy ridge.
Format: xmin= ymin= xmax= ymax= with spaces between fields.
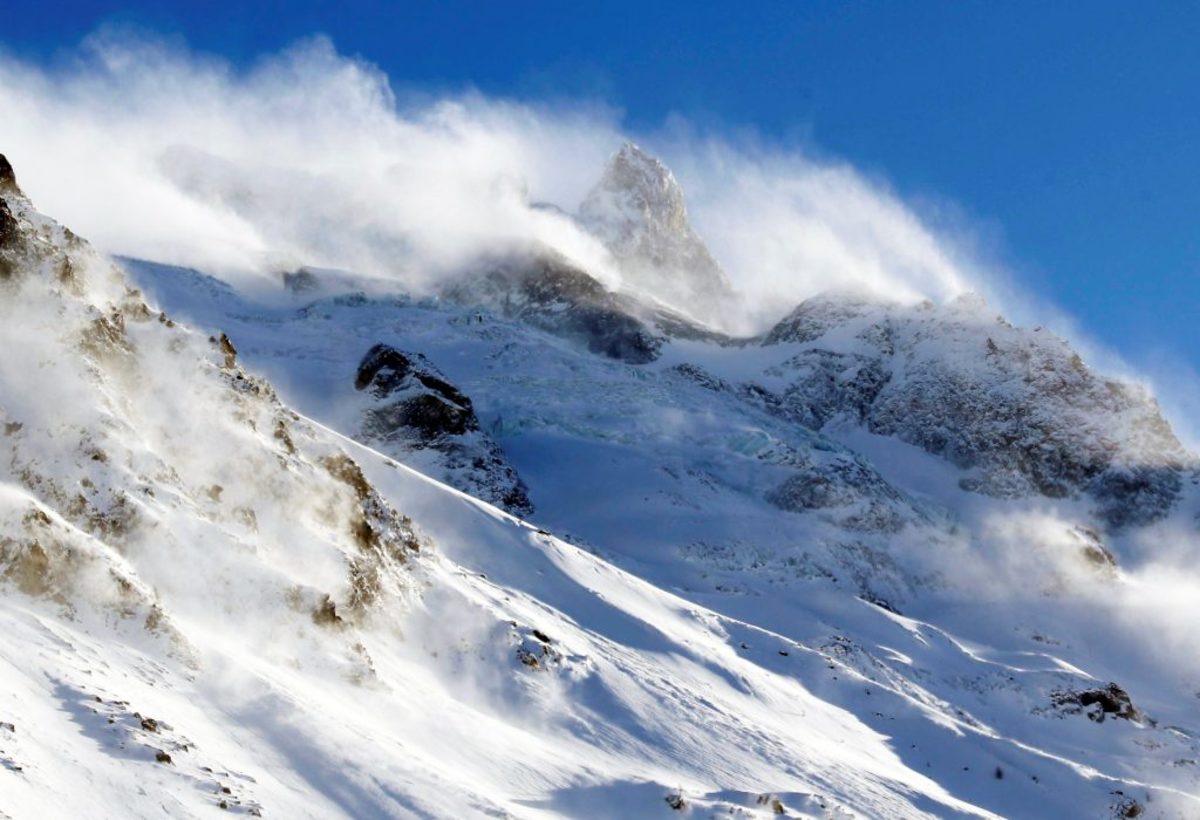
xmin=758 ymin=290 xmax=1192 ymax=527
xmin=129 ymin=256 xmax=1200 ymax=817
xmin=0 ymin=157 xmax=1000 ymax=818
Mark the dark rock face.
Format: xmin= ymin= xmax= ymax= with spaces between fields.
xmin=354 ymin=344 xmax=532 ymax=515
xmin=0 ymin=154 xmax=19 ymax=195
xmin=0 ymin=161 xmax=33 ymax=280
xmin=0 ymin=155 xmax=24 ymax=278
xmin=759 ymin=293 xmax=1190 ymax=529
xmin=355 ymin=344 xmax=478 ymax=444
xmin=0 ymin=198 xmax=17 ymax=252
xmin=442 ymin=252 xmax=664 ymax=364
xmin=356 ymin=345 xmax=474 ymax=413
xmin=366 ymin=393 xmax=475 ymax=440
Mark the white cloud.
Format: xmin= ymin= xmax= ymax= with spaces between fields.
xmin=0 ymin=33 xmax=626 ymax=292
xmin=0 ymin=31 xmax=987 ymax=326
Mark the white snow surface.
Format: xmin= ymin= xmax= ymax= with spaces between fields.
xmin=2 ymin=170 xmax=1200 ymax=820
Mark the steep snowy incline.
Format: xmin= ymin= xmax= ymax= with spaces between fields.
xmin=0 ymin=156 xmax=1132 ymax=818
xmin=127 ymin=252 xmax=1200 ymax=819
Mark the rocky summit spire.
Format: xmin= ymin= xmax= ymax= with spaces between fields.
xmin=578 ymin=142 xmax=735 ymax=326
xmin=0 ymin=155 xmax=23 ymax=265
xmin=0 ymin=154 xmax=21 ymax=196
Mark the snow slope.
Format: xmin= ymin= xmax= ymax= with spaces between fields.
xmin=124 ymin=257 xmax=1200 ymax=818
xmin=4 ymin=144 xmax=1200 ymax=820
xmin=0 ymin=177 xmax=991 ymax=818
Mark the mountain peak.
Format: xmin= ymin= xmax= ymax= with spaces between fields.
xmin=602 ymin=141 xmax=684 ymax=221
xmin=0 ymin=153 xmax=20 ymax=196
xmin=578 ymin=142 xmax=735 ymax=326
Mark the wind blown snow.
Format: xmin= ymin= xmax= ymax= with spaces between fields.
xmin=5 ymin=29 xmax=1200 ymax=819
xmin=1 ymin=30 xmax=977 ymax=332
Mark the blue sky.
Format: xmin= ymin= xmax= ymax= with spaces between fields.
xmin=5 ymin=1 xmax=1200 ymax=372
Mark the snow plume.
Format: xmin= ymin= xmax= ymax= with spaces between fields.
xmin=0 ymin=30 xmax=984 ymax=328
xmin=0 ymin=32 xmax=626 ymax=293
xmin=660 ymin=135 xmax=975 ymax=330
xmin=924 ymin=504 xmax=1200 ymax=688
xmin=1133 ymin=350 xmax=1200 ymax=453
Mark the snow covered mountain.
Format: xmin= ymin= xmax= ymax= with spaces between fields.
xmin=578 ymin=143 xmax=739 ymax=327
xmin=4 ymin=146 xmax=1200 ymax=820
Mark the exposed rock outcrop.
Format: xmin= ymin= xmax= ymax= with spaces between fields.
xmin=354 ymin=343 xmax=533 ymax=515
xmin=0 ymin=153 xmax=20 ymax=195
xmin=441 ymin=251 xmax=665 ymax=364
xmin=1051 ymin=683 xmax=1142 ymax=723
xmin=767 ymin=456 xmax=914 ymax=534
xmin=759 ymin=292 xmax=1190 ymax=528
xmin=0 ymin=153 xmax=423 ymax=645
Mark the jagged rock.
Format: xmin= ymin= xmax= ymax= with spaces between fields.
xmin=0 ymin=158 xmax=97 ymax=288
xmin=0 ymin=197 xmax=17 ymax=253
xmin=0 ymin=154 xmax=20 ymax=195
xmin=0 ymin=181 xmax=24 ymax=279
xmin=0 ymin=154 xmax=35 ymax=281
xmin=356 ymin=345 xmax=478 ymax=440
xmin=579 ymin=142 xmax=736 ymax=326
xmin=354 ymin=344 xmax=532 ymax=515
xmin=217 ymin=333 xmax=238 ymax=369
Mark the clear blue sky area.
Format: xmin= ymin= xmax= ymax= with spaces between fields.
xmin=5 ymin=1 xmax=1199 ymax=368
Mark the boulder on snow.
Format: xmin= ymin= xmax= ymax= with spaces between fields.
xmin=1051 ymin=683 xmax=1142 ymax=723
xmin=354 ymin=344 xmax=533 ymax=515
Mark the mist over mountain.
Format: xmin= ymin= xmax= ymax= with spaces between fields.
xmin=2 ymin=33 xmax=1200 ymax=820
